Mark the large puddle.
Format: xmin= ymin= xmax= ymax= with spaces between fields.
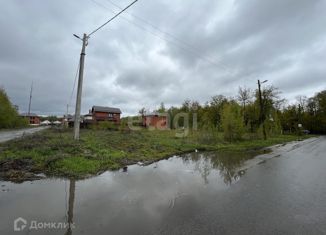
xmin=0 ymin=151 xmax=261 ymax=235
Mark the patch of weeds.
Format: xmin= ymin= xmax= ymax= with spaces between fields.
xmin=0 ymin=128 xmax=314 ymax=179
xmin=49 ymin=157 xmax=101 ymax=177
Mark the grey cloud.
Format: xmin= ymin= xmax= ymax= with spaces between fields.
xmin=0 ymin=0 xmax=325 ymax=116
xmin=115 ymin=67 xmax=178 ymax=91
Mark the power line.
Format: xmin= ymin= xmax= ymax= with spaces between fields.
xmin=88 ymin=0 xmax=139 ymax=37
xmin=70 ymin=0 xmax=134 ymax=109
xmin=106 ymin=0 xmax=197 ymax=47
xmin=68 ymin=60 xmax=80 ymax=110
xmin=90 ymin=0 xmax=234 ymax=74
xmin=104 ymin=0 xmax=229 ymax=68
xmin=102 ymin=0 xmax=268 ymax=86
xmin=89 ymin=0 xmax=267 ymax=91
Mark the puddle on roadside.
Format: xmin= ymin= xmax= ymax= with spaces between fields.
xmin=0 ymin=150 xmax=262 ymax=235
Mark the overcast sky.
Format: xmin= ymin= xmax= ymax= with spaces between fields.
xmin=1 ymin=0 xmax=326 ymax=116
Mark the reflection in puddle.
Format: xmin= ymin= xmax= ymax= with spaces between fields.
xmin=64 ymin=179 xmax=75 ymax=235
xmin=182 ymin=151 xmax=258 ymax=185
xmin=0 ymin=150 xmax=260 ymax=235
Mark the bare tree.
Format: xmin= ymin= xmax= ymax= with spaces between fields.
xmin=296 ymin=95 xmax=307 ymax=112
xmin=138 ymin=107 xmax=146 ymax=116
xmin=237 ymin=87 xmax=252 ymax=110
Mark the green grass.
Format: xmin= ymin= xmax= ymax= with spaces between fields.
xmin=0 ymin=128 xmax=313 ymax=178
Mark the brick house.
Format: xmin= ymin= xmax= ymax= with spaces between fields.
xmin=91 ymin=106 xmax=121 ymax=124
xmin=20 ymin=113 xmax=41 ymax=125
xmin=142 ymin=112 xmax=168 ymax=129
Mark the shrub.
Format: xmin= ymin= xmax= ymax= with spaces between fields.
xmin=95 ymin=121 xmax=117 ymax=130
xmin=221 ymin=103 xmax=245 ymax=142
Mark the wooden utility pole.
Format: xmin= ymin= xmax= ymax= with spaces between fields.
xmin=72 ymin=0 xmax=138 ymax=140
xmin=258 ymin=80 xmax=267 ymax=140
xmin=73 ymin=34 xmax=88 ymax=140
xmin=65 ymin=104 xmax=69 ymax=127
xmin=28 ymin=81 xmax=33 ymax=115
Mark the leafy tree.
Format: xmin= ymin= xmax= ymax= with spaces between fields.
xmin=0 ymin=87 xmax=28 ymax=129
xmin=245 ymin=102 xmax=260 ymax=133
xmin=254 ymin=85 xmax=282 ymax=139
xmin=280 ymin=105 xmax=298 ymax=133
xmin=237 ymin=86 xmax=253 ymax=127
xmin=303 ymin=90 xmax=326 ymax=134
xmin=266 ymin=110 xmax=282 ymax=136
xmin=279 ymin=90 xmax=326 ymax=134
xmin=207 ymin=95 xmax=228 ymax=130
xmin=157 ymin=102 xmax=166 ymax=113
xmin=136 ymin=87 xmax=326 ymax=136
xmin=221 ymin=102 xmax=244 ymax=142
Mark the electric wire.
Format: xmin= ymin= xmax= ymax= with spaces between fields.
xmin=89 ymin=0 xmax=263 ymax=92
xmin=100 ymin=0 xmax=266 ymax=85
xmin=88 ymin=0 xmax=139 ymax=37
xmin=67 ymin=60 xmax=80 ymax=113
xmin=104 ymin=0 xmax=231 ymax=72
xmin=90 ymin=0 xmax=234 ymax=74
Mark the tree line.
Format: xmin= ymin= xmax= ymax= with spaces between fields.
xmin=141 ymin=86 xmax=326 ymax=141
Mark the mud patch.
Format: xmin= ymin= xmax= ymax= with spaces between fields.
xmin=0 ymin=159 xmax=34 ymax=171
xmin=0 ymin=159 xmax=44 ymax=183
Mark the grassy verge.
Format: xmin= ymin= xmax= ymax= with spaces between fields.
xmin=0 ymin=128 xmax=313 ymax=180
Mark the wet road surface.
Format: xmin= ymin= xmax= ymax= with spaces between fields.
xmin=0 ymin=136 xmax=325 ymax=234
xmin=0 ymin=126 xmax=48 ymax=143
